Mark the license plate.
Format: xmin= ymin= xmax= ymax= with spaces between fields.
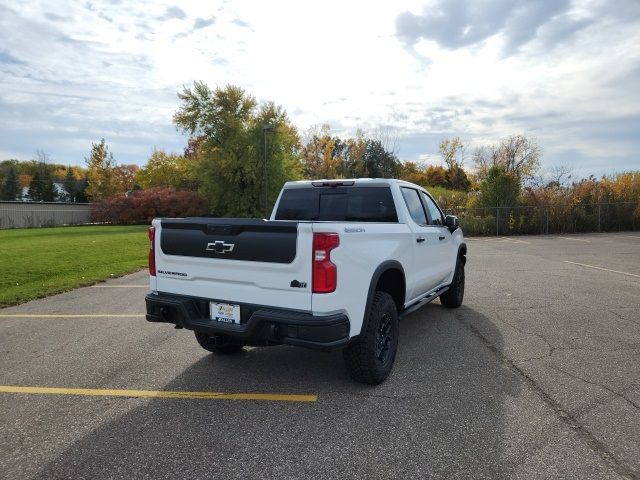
xmin=210 ymin=302 xmax=241 ymax=324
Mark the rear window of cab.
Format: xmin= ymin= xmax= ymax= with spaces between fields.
xmin=275 ymin=186 xmax=398 ymax=222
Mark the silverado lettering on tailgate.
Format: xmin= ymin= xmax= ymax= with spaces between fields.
xmin=157 ymin=270 xmax=188 ymax=277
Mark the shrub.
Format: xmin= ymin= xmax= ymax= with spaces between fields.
xmin=478 ymin=165 xmax=520 ymax=208
xmin=427 ymin=186 xmax=469 ymax=211
xmin=459 ymin=214 xmax=496 ymax=236
xmin=90 ymin=187 xmax=208 ymax=224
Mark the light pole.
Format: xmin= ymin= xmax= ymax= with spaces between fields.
xmin=262 ymin=124 xmax=275 ymax=218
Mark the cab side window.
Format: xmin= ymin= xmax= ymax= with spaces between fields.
xmin=421 ymin=192 xmax=445 ymax=226
xmin=401 ymin=188 xmax=427 ymax=225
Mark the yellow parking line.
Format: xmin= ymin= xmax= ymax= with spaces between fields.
xmin=91 ymin=285 xmax=148 ymax=288
xmin=476 ymin=237 xmax=531 ymax=244
xmin=504 ymin=237 xmax=531 ymax=244
xmin=564 ymin=261 xmax=640 ymax=279
xmin=559 ymin=237 xmax=590 ymax=243
xmin=0 ymin=314 xmax=144 ymax=318
xmin=0 ymin=385 xmax=317 ymax=403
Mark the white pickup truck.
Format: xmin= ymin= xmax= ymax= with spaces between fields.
xmin=146 ymin=179 xmax=466 ymax=384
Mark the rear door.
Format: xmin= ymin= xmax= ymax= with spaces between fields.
xmin=399 ymin=187 xmax=444 ymax=299
xmin=153 ymin=218 xmax=313 ymax=311
xmin=419 ymin=191 xmax=456 ymax=284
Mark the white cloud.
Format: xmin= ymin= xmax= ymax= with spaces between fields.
xmin=0 ymin=0 xmax=638 ymax=176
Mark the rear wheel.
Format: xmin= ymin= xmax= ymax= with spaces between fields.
xmin=194 ymin=332 xmax=244 ymax=354
xmin=343 ymin=292 xmax=399 ymax=385
xmin=440 ymin=257 xmax=465 ymax=308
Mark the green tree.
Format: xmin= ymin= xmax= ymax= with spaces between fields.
xmin=63 ymin=167 xmax=76 ymax=202
xmin=362 ymin=139 xmax=401 ymax=178
xmin=85 ymin=139 xmax=117 ymax=201
xmin=0 ymin=160 xmax=20 ymax=187
xmin=473 ymin=135 xmax=541 ymax=182
xmin=399 ymin=161 xmax=428 ymax=186
xmin=479 ymin=165 xmax=520 ymax=208
xmin=136 ymin=150 xmax=196 ymax=190
xmin=439 ymin=137 xmax=465 ymax=170
xmin=113 ymin=164 xmax=139 ymax=194
xmin=425 ymin=165 xmax=448 ymax=188
xmin=173 ymin=82 xmax=302 ymax=217
xmin=342 ymin=132 xmax=368 ymax=178
xmin=27 ymin=153 xmax=56 ymax=201
xmin=28 ymin=171 xmax=43 ymax=200
xmin=300 ymin=124 xmax=339 ymax=179
xmin=1 ymin=159 xmax=88 ymax=182
xmin=254 ymin=101 xmax=303 ymax=206
xmin=40 ymin=167 xmax=56 ymax=201
xmin=300 ymin=128 xmax=399 ymax=180
xmin=445 ymin=164 xmax=471 ymax=191
xmin=76 ymin=176 xmax=89 ymax=203
xmin=439 ymin=137 xmax=472 ymax=190
xmin=1 ymin=167 xmax=21 ymax=200
xmin=184 ymin=135 xmax=206 ymax=159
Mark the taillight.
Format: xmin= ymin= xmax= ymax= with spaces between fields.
xmin=312 ymin=233 xmax=339 ymax=293
xmin=148 ymin=226 xmax=156 ymax=276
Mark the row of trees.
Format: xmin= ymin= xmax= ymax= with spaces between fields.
xmin=157 ymin=84 xmax=554 ymax=217
xmin=146 ymin=83 xmax=489 ymax=217
xmin=0 ymin=158 xmax=89 ymax=202
xmin=0 ymin=84 xmax=483 ymax=212
xmin=84 ymin=139 xmax=139 ymax=201
xmin=0 ymin=142 xmax=140 ymax=202
xmin=1 ymin=82 xmax=637 ymax=229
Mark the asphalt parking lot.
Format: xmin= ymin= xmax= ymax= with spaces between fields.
xmin=1 ymin=232 xmax=639 ymax=479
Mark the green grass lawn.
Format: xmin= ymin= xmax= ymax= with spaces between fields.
xmin=0 ymin=225 xmax=149 ymax=307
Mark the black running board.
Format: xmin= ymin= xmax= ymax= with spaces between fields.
xmin=400 ymin=286 xmax=449 ymax=319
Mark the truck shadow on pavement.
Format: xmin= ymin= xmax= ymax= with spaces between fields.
xmin=35 ymin=304 xmax=528 ymax=479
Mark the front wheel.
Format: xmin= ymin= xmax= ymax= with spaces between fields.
xmin=440 ymin=258 xmax=465 ymax=308
xmin=194 ymin=332 xmax=244 ymax=354
xmin=343 ymin=292 xmax=399 ymax=385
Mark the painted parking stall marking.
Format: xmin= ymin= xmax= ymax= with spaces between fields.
xmin=0 ymin=385 xmax=318 ymax=403
xmin=465 ymin=236 xmax=530 ymax=245
xmin=559 ymin=236 xmax=591 ymax=243
xmin=0 ymin=314 xmax=145 ymax=318
xmin=91 ymin=285 xmax=148 ymax=288
xmin=564 ymin=261 xmax=640 ymax=279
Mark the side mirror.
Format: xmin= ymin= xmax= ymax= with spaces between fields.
xmin=445 ymin=215 xmax=459 ymax=232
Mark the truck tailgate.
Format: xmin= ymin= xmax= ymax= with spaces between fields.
xmin=153 ymin=218 xmax=312 ymax=311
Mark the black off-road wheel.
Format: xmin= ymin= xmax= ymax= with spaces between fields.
xmin=194 ymin=332 xmax=244 ymax=354
xmin=440 ymin=257 xmax=465 ymax=308
xmin=343 ymin=292 xmax=399 ymax=385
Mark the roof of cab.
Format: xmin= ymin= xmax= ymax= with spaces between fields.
xmin=282 ymin=178 xmax=422 ymax=189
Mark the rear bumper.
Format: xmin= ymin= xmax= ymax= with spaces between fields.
xmin=145 ymin=292 xmax=350 ymax=350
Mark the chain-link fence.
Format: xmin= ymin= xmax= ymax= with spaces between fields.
xmin=1 ymin=200 xmax=638 ymax=235
xmin=445 ymin=202 xmax=640 ymax=236
xmin=0 ymin=202 xmax=90 ymax=229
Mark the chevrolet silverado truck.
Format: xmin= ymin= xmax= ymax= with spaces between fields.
xmin=145 ymin=179 xmax=466 ymax=384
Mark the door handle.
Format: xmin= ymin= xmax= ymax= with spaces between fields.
xmin=439 ymin=235 xmax=445 ymax=241
xmin=416 ymin=236 xmax=426 ymax=243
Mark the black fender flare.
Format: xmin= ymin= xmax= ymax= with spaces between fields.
xmin=358 ymin=260 xmax=406 ymax=338
xmin=457 ymin=242 xmax=467 ymax=265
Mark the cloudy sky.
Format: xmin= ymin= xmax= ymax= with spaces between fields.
xmin=0 ymin=0 xmax=638 ymax=176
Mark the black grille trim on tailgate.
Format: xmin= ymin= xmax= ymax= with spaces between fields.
xmin=160 ymin=218 xmax=298 ymax=263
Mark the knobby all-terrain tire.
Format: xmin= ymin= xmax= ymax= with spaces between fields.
xmin=343 ymin=291 xmax=399 ymax=385
xmin=194 ymin=331 xmax=244 ymax=354
xmin=440 ymin=257 xmax=465 ymax=308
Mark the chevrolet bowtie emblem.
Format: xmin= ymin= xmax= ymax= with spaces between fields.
xmin=206 ymin=241 xmax=235 ymax=254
